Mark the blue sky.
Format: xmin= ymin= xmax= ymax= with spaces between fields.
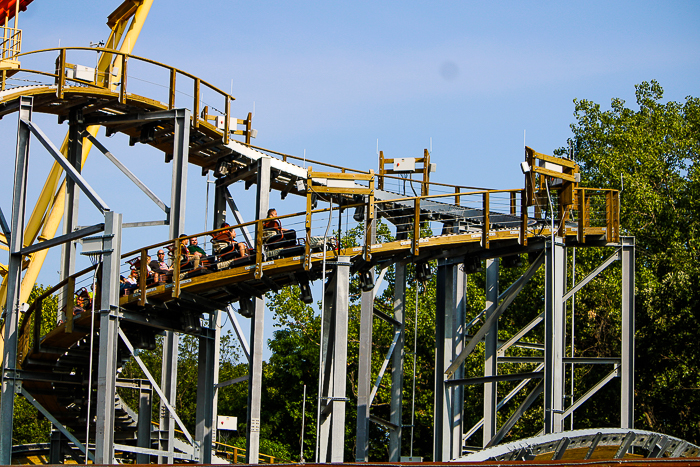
xmin=2 ymin=0 xmax=699 ymax=359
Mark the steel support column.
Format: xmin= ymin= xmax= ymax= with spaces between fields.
xmin=160 ymin=108 xmax=189 ymax=463
xmin=621 ymin=237 xmax=635 ymax=429
xmin=196 ymin=316 xmax=217 ymax=463
xmin=434 ymin=260 xmax=466 ymax=461
xmin=0 ymin=95 xmax=32 ymax=466
xmin=544 ymin=238 xmax=566 ymax=434
xmin=137 ymin=383 xmax=153 ymax=465
xmin=319 ymin=257 xmax=351 ymax=463
xmin=247 ymin=156 xmax=271 ymax=463
xmin=58 ymin=107 xmax=83 ymax=322
xmin=389 ymin=261 xmax=407 ymax=461
xmin=95 ymin=211 xmax=123 ymax=464
xmin=355 ymin=216 xmax=376 ymax=462
xmin=483 ymin=258 xmax=499 ymax=447
xmin=211 ymin=310 xmax=222 ymax=447
xmin=213 ymin=184 xmax=227 ymax=230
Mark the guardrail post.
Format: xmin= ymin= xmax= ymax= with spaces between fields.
xmin=172 ymin=240 xmax=181 ymax=298
xmin=65 ymin=276 xmax=75 ymax=333
xmin=56 ymin=48 xmax=66 ymax=99
xmin=304 ymin=181 xmax=312 ymax=270
xmin=412 ymin=197 xmax=420 ymax=256
xmin=193 ymin=78 xmax=200 ymax=129
xmin=139 ymin=249 xmax=148 ymax=306
xmin=520 ymin=189 xmax=528 ymax=246
xmin=224 ymin=96 xmax=231 ymax=145
xmin=364 ymin=172 xmax=375 ymax=262
xmin=119 ymin=55 xmax=128 ymax=104
xmin=168 ymin=68 xmax=176 ymax=109
xmin=32 ymin=298 xmax=43 ymax=356
xmin=577 ymin=189 xmax=586 ymax=244
xmin=482 ymin=192 xmax=490 ymax=249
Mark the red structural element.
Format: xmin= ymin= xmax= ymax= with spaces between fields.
xmin=0 ymin=0 xmax=33 ymax=21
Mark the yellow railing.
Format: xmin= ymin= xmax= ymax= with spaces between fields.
xmin=0 ymin=26 xmax=21 ymax=60
xmin=213 ymin=440 xmax=286 ymax=464
xmin=15 ymin=182 xmax=618 ymax=369
xmin=0 ymin=46 xmax=252 ymax=145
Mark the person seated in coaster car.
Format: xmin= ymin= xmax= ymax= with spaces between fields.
xmin=211 ymin=222 xmax=248 ymax=259
xmin=263 ymin=208 xmax=297 ymax=247
xmin=120 ymin=268 xmax=140 ymax=296
xmin=167 ymin=235 xmax=197 ymax=271
xmin=149 ymin=249 xmax=173 ymax=283
xmin=188 ymin=236 xmax=206 ymax=265
xmin=74 ymin=286 xmax=93 ymax=314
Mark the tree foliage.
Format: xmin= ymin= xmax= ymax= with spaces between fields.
xmin=565 ymin=80 xmax=700 ymax=441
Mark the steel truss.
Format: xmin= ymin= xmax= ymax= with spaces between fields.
xmin=428 ymin=237 xmax=636 ymax=459
xmin=0 ymin=96 xmax=218 ymax=464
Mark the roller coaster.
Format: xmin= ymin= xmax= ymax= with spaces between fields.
xmin=1 ymin=1 xmax=698 ymax=465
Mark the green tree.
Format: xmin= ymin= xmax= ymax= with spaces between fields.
xmin=563 ymin=80 xmax=700 ymax=442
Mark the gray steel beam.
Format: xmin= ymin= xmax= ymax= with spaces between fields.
xmin=85 ymin=132 xmax=169 ymax=214
xmin=355 ymin=218 xmax=376 ymax=462
xmin=160 ymin=109 xmax=190 ymax=463
xmin=23 ymin=119 xmax=109 ymax=213
xmin=544 ymin=238 xmax=566 ymax=434
xmin=497 ymin=313 xmax=544 ymax=356
xmin=483 ymin=258 xmax=499 ymax=447
xmin=213 ymin=185 xmax=227 ymax=229
xmin=196 ymin=324 xmax=217 ymax=463
xmin=59 ymin=107 xmax=82 ymax=323
xmin=562 ymin=365 xmax=620 ymax=419
xmin=562 ymin=248 xmax=620 ymax=301
xmin=486 ymin=380 xmax=545 ymax=448
xmin=434 ymin=261 xmax=466 ymax=461
xmin=247 ymin=156 xmax=271 ymax=463
xmin=95 ymin=211 xmax=122 ymax=464
xmin=119 ymin=329 xmax=194 ymax=445
xmin=137 ymin=384 xmax=153 ymax=464
xmin=0 ymin=95 xmax=32 ymax=465
xmin=20 ymin=387 xmax=94 ymax=462
xmin=211 ymin=310 xmax=222 ymax=445
xmin=621 ymin=237 xmax=635 ymax=429
xmin=224 ymin=187 xmax=254 ymax=247
xmin=0 ymin=204 xmax=10 ymax=237
xmin=21 ymin=223 xmax=104 ymax=255
xmin=169 ymin=108 xmax=190 ymax=237
xmin=319 ymin=257 xmax=351 ymax=463
xmin=462 ymin=364 xmax=545 ymax=443
xmin=446 ymin=252 xmax=544 ymax=378
xmin=389 ymin=261 xmax=406 ymax=462
xmin=227 ymin=306 xmax=250 ymax=362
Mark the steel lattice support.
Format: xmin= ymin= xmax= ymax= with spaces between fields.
xmin=196 ymin=316 xmax=217 ymax=463
xmin=388 ymin=260 xmax=407 ymax=461
xmin=355 ymin=217 xmax=376 ymax=462
xmin=246 ymin=156 xmax=271 ymax=463
xmin=318 ymin=257 xmax=351 ymax=463
xmin=544 ymin=237 xmax=566 ymax=434
xmin=434 ymin=259 xmax=467 ymax=461
xmin=483 ymin=258 xmax=499 ymax=446
xmin=0 ymin=95 xmax=32 ymax=466
xmin=621 ymin=236 xmax=635 ymax=428
xmin=159 ymin=108 xmax=190 ymax=464
xmin=95 ymin=211 xmax=123 ymax=464
xmin=58 ymin=106 xmax=83 ymax=323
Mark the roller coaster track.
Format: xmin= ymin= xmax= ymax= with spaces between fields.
xmin=1 ymin=46 xmax=623 ymax=461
